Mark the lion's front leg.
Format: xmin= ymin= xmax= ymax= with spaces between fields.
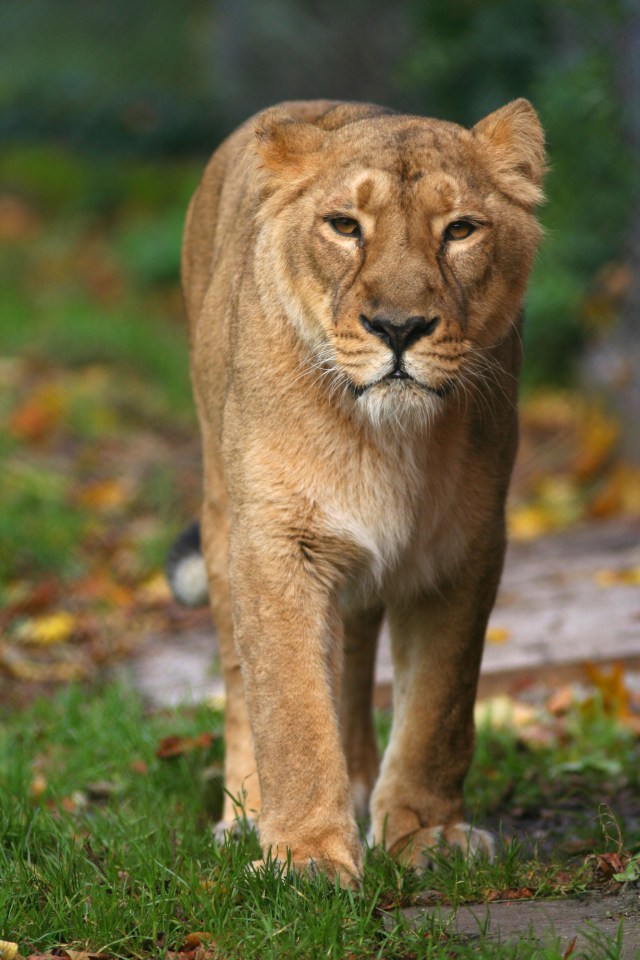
xmin=370 ymin=551 xmax=503 ymax=869
xmin=229 ymin=522 xmax=361 ymax=887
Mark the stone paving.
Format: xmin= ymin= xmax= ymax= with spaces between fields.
xmin=398 ymin=889 xmax=640 ymax=958
xmin=127 ymin=517 xmax=640 ymax=708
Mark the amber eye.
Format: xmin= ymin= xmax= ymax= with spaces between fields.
xmin=329 ymin=216 xmax=361 ymax=238
xmin=444 ymin=220 xmax=476 ymax=241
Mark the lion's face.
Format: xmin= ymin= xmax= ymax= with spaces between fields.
xmin=254 ymin=103 xmax=544 ymax=425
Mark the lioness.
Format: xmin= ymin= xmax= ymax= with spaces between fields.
xmin=168 ymin=99 xmax=545 ymax=886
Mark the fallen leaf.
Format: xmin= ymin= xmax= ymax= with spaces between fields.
xmin=182 ymin=934 xmax=214 ymax=950
xmin=562 ymin=936 xmax=577 ymax=959
xmin=8 ymin=385 xmax=65 ymax=443
xmin=0 ymin=193 xmax=42 ymax=240
xmin=59 ymin=792 xmax=88 ymax=814
xmin=0 ymin=643 xmax=89 ymax=682
xmin=75 ymin=479 xmax=131 ymax=512
xmin=52 ymin=949 xmax=111 ymax=960
xmin=475 ymin=695 xmax=537 ymax=730
xmin=136 ymin=572 xmax=172 ymax=606
xmin=517 ymin=723 xmax=559 ymax=748
xmin=75 ymin=573 xmax=134 ymax=609
xmin=547 ymin=685 xmax=574 ymax=716
xmin=593 ymin=852 xmax=628 ymax=880
xmin=594 ymin=566 xmax=640 ymax=588
xmin=486 ymin=886 xmax=534 ymax=902
xmin=508 ymin=504 xmax=556 ymax=541
xmin=570 ymin=406 xmax=618 ymax=480
xmin=0 ymin=939 xmax=19 ymax=960
xmin=2 ymin=580 xmax=59 ymax=618
xmin=584 ymin=662 xmax=630 ymax=718
xmin=17 ymin=612 xmax=77 ymax=646
xmin=30 ymin=773 xmax=48 ymax=798
xmin=156 ymin=733 xmax=218 ymax=759
xmin=486 ymin=626 xmax=510 ymax=645
xmin=588 ymin=464 xmax=640 ymax=519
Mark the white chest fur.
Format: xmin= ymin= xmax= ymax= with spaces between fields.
xmin=318 ymin=426 xmax=470 ymax=595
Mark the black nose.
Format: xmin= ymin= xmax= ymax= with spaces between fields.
xmin=360 ymin=314 xmax=439 ymax=357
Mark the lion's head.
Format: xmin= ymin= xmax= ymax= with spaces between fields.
xmin=252 ymin=100 xmax=545 ymax=426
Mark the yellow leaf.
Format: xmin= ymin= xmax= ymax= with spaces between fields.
xmin=486 ymin=626 xmax=510 ymax=645
xmin=30 ymin=773 xmax=48 ymax=798
xmin=571 ymin=406 xmax=619 ymax=480
xmin=585 ymin=662 xmax=630 ymax=718
xmin=508 ymin=504 xmax=555 ymax=541
xmin=18 ymin=611 xmax=76 ymax=645
xmin=76 ymin=478 xmax=131 ymax=511
xmin=136 ymin=571 xmax=172 ymax=605
xmin=0 ymin=940 xmax=19 ymax=960
xmin=594 ymin=566 xmax=640 ymax=588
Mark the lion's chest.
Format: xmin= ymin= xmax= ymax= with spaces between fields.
xmin=318 ymin=438 xmax=470 ymax=596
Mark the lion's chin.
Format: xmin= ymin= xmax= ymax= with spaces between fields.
xmin=351 ymin=377 xmax=448 ymax=429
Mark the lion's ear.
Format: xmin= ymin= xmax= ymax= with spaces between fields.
xmin=472 ymin=99 xmax=546 ymax=209
xmin=254 ymin=108 xmax=327 ymax=182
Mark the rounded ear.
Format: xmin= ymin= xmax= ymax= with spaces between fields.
xmin=254 ymin=107 xmax=327 ymax=179
xmin=472 ymin=99 xmax=546 ymax=208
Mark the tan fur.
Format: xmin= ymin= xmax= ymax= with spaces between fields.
xmin=182 ymin=99 xmax=545 ymax=886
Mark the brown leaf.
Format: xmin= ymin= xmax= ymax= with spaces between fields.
xmin=547 ymin=685 xmax=574 ymax=716
xmin=562 ymin=937 xmax=578 ymax=959
xmin=594 ymin=852 xmax=628 ymax=879
xmin=75 ymin=479 xmax=131 ymax=512
xmin=3 ymin=580 xmax=59 ymax=618
xmin=129 ymin=759 xmax=148 ymax=775
xmin=156 ymin=733 xmax=218 ymax=760
xmin=584 ymin=662 xmax=630 ymax=718
xmin=487 ymin=887 xmax=534 ymax=902
xmin=74 ymin=574 xmax=134 ymax=609
xmin=0 ymin=193 xmax=42 ymax=241
xmin=52 ymin=949 xmax=111 ymax=960
xmin=8 ymin=385 xmax=65 ymax=443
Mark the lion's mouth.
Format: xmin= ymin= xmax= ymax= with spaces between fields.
xmin=349 ymin=373 xmax=454 ymax=400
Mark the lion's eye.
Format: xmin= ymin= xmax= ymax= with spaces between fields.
xmin=444 ymin=220 xmax=476 ymax=241
xmin=329 ymin=217 xmax=361 ymax=238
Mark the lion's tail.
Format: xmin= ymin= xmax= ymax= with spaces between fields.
xmin=165 ymin=521 xmax=209 ymax=607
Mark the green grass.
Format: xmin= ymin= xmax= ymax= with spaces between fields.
xmin=1 ymin=684 xmax=637 ymax=959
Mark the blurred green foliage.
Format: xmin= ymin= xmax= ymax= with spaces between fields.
xmin=0 ymin=0 xmax=635 ymax=384
xmin=404 ymin=0 xmax=634 ymax=382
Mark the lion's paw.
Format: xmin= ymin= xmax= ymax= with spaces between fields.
xmin=213 ymin=816 xmax=257 ymax=844
xmin=391 ymin=822 xmax=494 ymax=871
xmin=250 ymin=856 xmax=360 ymax=889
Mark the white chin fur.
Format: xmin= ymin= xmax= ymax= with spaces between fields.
xmin=356 ymin=382 xmax=444 ymax=429
xmin=170 ymin=553 xmax=209 ymax=607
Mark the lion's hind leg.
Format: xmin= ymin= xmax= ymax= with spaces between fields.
xmin=201 ymin=502 xmax=261 ymax=835
xmin=340 ymin=603 xmax=384 ymax=821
